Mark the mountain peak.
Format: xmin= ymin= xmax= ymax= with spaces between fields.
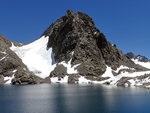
xmin=1 ymin=10 xmax=149 ymax=87
xmin=126 ymin=52 xmax=149 ymax=62
xmin=66 ymin=10 xmax=76 ymax=17
xmin=41 ymin=10 xmax=147 ymax=80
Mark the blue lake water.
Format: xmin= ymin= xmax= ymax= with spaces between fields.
xmin=0 ymin=84 xmax=150 ymax=113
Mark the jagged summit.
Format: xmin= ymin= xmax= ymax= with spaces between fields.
xmin=41 ymin=10 xmax=145 ymax=77
xmin=42 ymin=10 xmax=95 ymax=37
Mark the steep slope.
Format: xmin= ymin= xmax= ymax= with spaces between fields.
xmin=0 ymin=34 xmax=50 ymax=84
xmin=11 ymin=36 xmax=56 ymax=78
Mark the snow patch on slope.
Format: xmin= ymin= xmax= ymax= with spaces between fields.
xmin=59 ymin=58 xmax=80 ymax=74
xmin=77 ymin=65 xmax=150 ymax=85
xmin=102 ymin=66 xmax=114 ymax=78
xmin=4 ymin=75 xmax=14 ymax=84
xmin=4 ymin=70 xmax=17 ymax=84
xmin=78 ymin=76 xmax=91 ymax=84
xmin=132 ymin=59 xmax=150 ymax=69
xmin=128 ymin=77 xmax=150 ymax=86
xmin=102 ymin=66 xmax=150 ymax=85
xmin=101 ymin=65 xmax=136 ymax=84
xmin=0 ymin=50 xmax=6 ymax=54
xmin=50 ymin=64 xmax=150 ymax=85
xmin=10 ymin=36 xmax=56 ymax=78
xmin=113 ymin=65 xmax=135 ymax=73
xmin=0 ymin=56 xmax=6 ymax=61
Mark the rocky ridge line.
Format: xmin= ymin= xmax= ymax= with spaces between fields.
xmin=42 ymin=10 xmax=147 ymax=82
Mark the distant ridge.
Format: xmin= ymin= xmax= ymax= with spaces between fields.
xmin=126 ymin=52 xmax=149 ymax=62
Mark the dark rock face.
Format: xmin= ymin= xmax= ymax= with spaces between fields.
xmin=135 ymin=55 xmax=149 ymax=62
xmin=0 ymin=34 xmax=50 ymax=84
xmin=42 ymin=10 xmax=146 ymax=78
xmin=50 ymin=64 xmax=67 ymax=78
xmin=117 ymin=77 xmax=131 ymax=86
xmin=43 ymin=10 xmax=107 ymax=76
xmin=126 ymin=52 xmax=149 ymax=62
xmin=0 ymin=75 xmax=4 ymax=84
xmin=68 ymin=75 xmax=80 ymax=84
xmin=126 ymin=52 xmax=135 ymax=59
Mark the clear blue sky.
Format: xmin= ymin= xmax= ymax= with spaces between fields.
xmin=0 ymin=0 xmax=150 ymax=58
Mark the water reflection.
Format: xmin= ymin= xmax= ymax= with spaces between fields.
xmin=0 ymin=84 xmax=150 ymax=113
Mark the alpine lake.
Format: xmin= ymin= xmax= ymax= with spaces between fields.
xmin=0 ymin=84 xmax=150 ymax=113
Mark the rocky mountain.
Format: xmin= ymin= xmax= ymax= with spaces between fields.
xmin=126 ymin=52 xmax=149 ymax=62
xmin=1 ymin=10 xmax=150 ymax=88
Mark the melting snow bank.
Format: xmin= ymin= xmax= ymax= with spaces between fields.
xmin=78 ymin=66 xmax=150 ymax=85
xmin=51 ymin=76 xmax=69 ymax=83
xmin=10 ymin=36 xmax=56 ymax=78
xmin=50 ymin=65 xmax=150 ymax=89
xmin=100 ymin=66 xmax=150 ymax=86
xmin=4 ymin=70 xmax=17 ymax=84
xmin=132 ymin=59 xmax=150 ymax=69
xmin=59 ymin=58 xmax=80 ymax=74
xmin=10 ymin=35 xmax=79 ymax=80
xmin=4 ymin=75 xmax=15 ymax=84
xmin=50 ymin=76 xmax=104 ymax=84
